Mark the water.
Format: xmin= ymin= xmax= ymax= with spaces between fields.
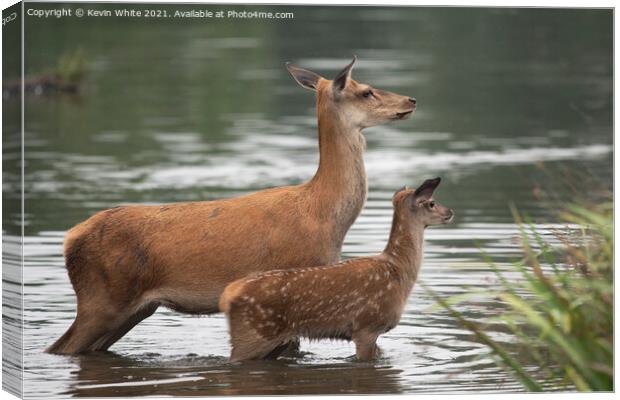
xmin=3 ymin=5 xmax=612 ymax=397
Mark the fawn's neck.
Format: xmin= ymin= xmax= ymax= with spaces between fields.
xmin=306 ymin=104 xmax=367 ymax=229
xmin=383 ymin=213 xmax=426 ymax=287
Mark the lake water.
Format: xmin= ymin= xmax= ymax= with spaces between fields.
xmin=3 ymin=4 xmax=613 ymax=398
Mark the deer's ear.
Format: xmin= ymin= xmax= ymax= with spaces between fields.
xmin=286 ymin=63 xmax=322 ymax=91
xmin=332 ymin=56 xmax=356 ymax=92
xmin=392 ymin=185 xmax=408 ymax=205
xmin=413 ymin=177 xmax=441 ymax=204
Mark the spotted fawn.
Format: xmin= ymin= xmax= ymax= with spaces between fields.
xmin=219 ymin=178 xmax=454 ymax=361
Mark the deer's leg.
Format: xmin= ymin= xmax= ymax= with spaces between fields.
xmin=47 ymin=309 xmax=119 ymax=354
xmin=48 ymin=294 xmax=158 ymax=355
xmin=230 ymin=337 xmax=284 ymax=362
xmin=277 ymin=338 xmax=301 ymax=357
xmin=283 ymin=338 xmax=301 ymax=356
xmin=89 ymin=302 xmax=159 ymax=352
xmin=352 ymin=330 xmax=380 ymax=361
xmin=228 ymin=322 xmax=285 ymax=362
xmin=264 ymin=341 xmax=294 ymax=360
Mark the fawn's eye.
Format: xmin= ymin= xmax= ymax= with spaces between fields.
xmin=429 ymin=201 xmax=436 ymax=209
xmin=362 ymin=90 xmax=373 ymax=98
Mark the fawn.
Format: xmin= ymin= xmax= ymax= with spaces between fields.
xmin=47 ymin=57 xmax=417 ymax=354
xmin=220 ymin=178 xmax=454 ymax=361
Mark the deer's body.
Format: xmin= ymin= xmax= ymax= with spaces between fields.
xmin=220 ymin=178 xmax=453 ymax=361
xmin=47 ymin=57 xmax=416 ymax=355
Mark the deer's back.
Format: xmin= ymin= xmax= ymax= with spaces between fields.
xmin=63 ymin=185 xmax=345 ymax=303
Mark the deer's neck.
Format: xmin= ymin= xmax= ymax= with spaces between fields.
xmin=306 ymin=106 xmax=367 ymax=230
xmin=383 ymin=214 xmax=425 ymax=290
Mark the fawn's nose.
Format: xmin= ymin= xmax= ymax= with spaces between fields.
xmin=444 ymin=210 xmax=455 ymax=222
xmin=409 ymin=97 xmax=417 ymax=105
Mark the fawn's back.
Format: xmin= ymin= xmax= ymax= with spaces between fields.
xmin=220 ymin=256 xmax=409 ymax=359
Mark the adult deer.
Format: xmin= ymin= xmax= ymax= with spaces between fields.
xmin=47 ymin=57 xmax=417 ymax=354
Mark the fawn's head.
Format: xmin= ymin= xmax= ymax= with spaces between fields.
xmin=393 ymin=178 xmax=454 ymax=228
xmin=286 ymin=57 xmax=416 ymax=130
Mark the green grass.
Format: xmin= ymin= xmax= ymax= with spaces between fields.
xmin=56 ymin=48 xmax=87 ymax=84
xmin=427 ymin=201 xmax=613 ymax=391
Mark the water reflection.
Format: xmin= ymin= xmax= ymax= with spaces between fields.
xmin=65 ymin=353 xmax=406 ymax=396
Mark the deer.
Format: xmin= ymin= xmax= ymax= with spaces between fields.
xmin=219 ymin=178 xmax=453 ymax=361
xmin=47 ymin=57 xmax=418 ymax=354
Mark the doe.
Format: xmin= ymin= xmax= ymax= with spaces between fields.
xmin=220 ymin=178 xmax=454 ymax=361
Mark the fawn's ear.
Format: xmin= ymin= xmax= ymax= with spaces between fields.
xmin=286 ymin=63 xmax=323 ymax=91
xmin=332 ymin=56 xmax=356 ymax=92
xmin=414 ymin=177 xmax=441 ymax=204
xmin=392 ymin=185 xmax=408 ymax=205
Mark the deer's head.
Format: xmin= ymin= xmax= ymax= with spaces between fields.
xmin=286 ymin=57 xmax=416 ymax=130
xmin=393 ymin=178 xmax=454 ymax=228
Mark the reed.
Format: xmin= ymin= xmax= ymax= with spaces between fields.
xmin=427 ymin=201 xmax=612 ymax=391
xmin=56 ymin=48 xmax=87 ymax=84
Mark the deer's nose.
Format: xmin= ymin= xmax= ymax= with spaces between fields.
xmin=409 ymin=97 xmax=417 ymax=105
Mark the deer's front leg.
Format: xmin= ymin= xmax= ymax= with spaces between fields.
xmin=279 ymin=338 xmax=301 ymax=356
xmin=352 ymin=330 xmax=380 ymax=361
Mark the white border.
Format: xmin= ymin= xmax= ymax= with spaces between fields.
xmin=0 ymin=1 xmax=616 ymax=400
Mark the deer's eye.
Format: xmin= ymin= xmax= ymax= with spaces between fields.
xmin=362 ymin=90 xmax=373 ymax=98
xmin=429 ymin=201 xmax=436 ymax=209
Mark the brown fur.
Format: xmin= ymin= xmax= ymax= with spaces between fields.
xmin=220 ymin=178 xmax=453 ymax=361
xmin=47 ymin=57 xmax=416 ymax=355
